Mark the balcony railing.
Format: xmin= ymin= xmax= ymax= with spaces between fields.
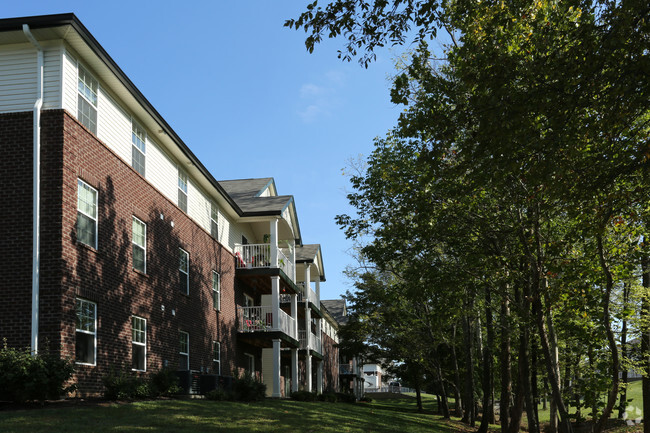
xmin=234 ymin=243 xmax=295 ymax=283
xmin=298 ymin=329 xmax=322 ymax=353
xmin=339 ymin=364 xmax=356 ymax=375
xmin=238 ymin=306 xmax=296 ymax=340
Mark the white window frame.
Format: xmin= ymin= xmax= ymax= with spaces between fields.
xmin=179 ymin=248 xmax=189 ymax=295
xmin=77 ymin=64 xmax=98 ymax=134
xmin=75 ymin=298 xmax=97 ymax=366
xmin=132 ymin=217 xmax=146 ymax=273
xmin=131 ymin=120 xmax=146 ymax=176
xmin=210 ymin=202 xmax=218 ymax=239
xmin=243 ymin=294 xmax=254 ymax=320
xmin=179 ymin=331 xmax=189 ymax=370
xmin=244 ymin=352 xmax=255 ymax=374
xmin=212 ymin=340 xmax=221 ymax=375
xmin=132 ymin=316 xmax=147 ymax=372
xmin=178 ymin=169 xmax=188 ymax=212
xmin=212 ymin=271 xmax=220 ymax=311
xmin=77 ymin=179 xmax=98 ymax=249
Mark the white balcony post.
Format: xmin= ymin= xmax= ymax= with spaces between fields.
xmin=290 ymin=240 xmax=296 ymax=282
xmin=291 ymin=348 xmax=299 ymax=392
xmin=316 ymin=317 xmax=321 ymax=352
xmin=317 ymin=360 xmax=323 ymax=394
xmin=306 ymin=352 xmax=312 ymax=392
xmin=271 ymin=276 xmax=279 ymax=329
xmin=272 ymin=338 xmax=281 ymax=398
xmin=291 ymin=292 xmax=298 ymax=339
xmin=303 ymin=264 xmax=311 ymax=303
xmin=305 ymin=303 xmax=311 ymax=349
xmin=315 ymin=279 xmax=320 ymax=308
xmin=270 ymin=218 xmax=278 ymax=267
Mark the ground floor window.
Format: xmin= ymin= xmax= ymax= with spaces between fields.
xmin=244 ymin=353 xmax=255 ymax=374
xmin=179 ymin=331 xmax=189 ymax=370
xmin=212 ymin=341 xmax=220 ymax=375
xmin=132 ymin=316 xmax=146 ymax=371
xmin=75 ymin=298 xmax=96 ymax=365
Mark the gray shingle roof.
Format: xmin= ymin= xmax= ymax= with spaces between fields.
xmin=295 ymin=244 xmax=320 ymax=262
xmin=321 ymin=299 xmax=347 ymax=325
xmin=219 ymin=178 xmax=292 ymax=216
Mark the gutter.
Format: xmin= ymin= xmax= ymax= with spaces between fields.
xmin=23 ymin=24 xmax=43 ymax=355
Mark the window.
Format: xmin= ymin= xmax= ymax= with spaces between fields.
xmin=179 ymin=248 xmax=189 ymax=295
xmin=75 ymin=299 xmax=96 ymax=365
xmin=243 ymin=294 xmax=254 ymax=321
xmin=77 ymin=179 xmax=98 ymax=248
xmin=178 ymin=170 xmax=188 ymax=212
xmin=131 ymin=121 xmax=146 ymax=176
xmin=244 ymin=353 xmax=255 ymax=374
xmin=212 ymin=271 xmax=220 ymax=311
xmin=77 ymin=65 xmax=98 ymax=134
xmin=132 ymin=316 xmax=146 ymax=371
xmin=210 ymin=202 xmax=218 ymax=239
xmin=212 ymin=341 xmax=220 ymax=375
xmin=132 ymin=217 xmax=146 ymax=273
xmin=179 ymin=331 xmax=189 ymax=370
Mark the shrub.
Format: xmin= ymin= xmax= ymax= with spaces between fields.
xmin=103 ymin=367 xmax=180 ymax=400
xmin=336 ymin=392 xmax=357 ymax=403
xmin=320 ymin=392 xmax=338 ymax=402
xmin=149 ymin=368 xmax=181 ymax=397
xmin=231 ymin=371 xmax=266 ymax=402
xmin=290 ymin=390 xmax=318 ymax=401
xmin=359 ymin=394 xmax=373 ymax=403
xmin=0 ymin=342 xmax=75 ymax=403
xmin=205 ymin=388 xmax=230 ymax=401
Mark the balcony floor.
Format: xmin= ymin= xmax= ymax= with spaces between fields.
xmin=235 ymin=267 xmax=301 ymax=295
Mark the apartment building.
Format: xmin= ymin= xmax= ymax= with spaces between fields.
xmin=0 ymin=13 xmax=339 ymax=397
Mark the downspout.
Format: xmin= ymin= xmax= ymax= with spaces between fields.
xmin=23 ymin=24 xmax=43 ymax=355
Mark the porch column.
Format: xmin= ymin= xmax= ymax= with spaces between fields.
xmin=270 ymin=218 xmax=278 ymax=267
xmin=290 ymin=240 xmax=296 ymax=281
xmin=272 ymin=338 xmax=281 ymax=398
xmin=316 ymin=316 xmax=321 ymax=353
xmin=305 ymin=302 xmax=311 ymax=349
xmin=306 ymin=352 xmax=312 ymax=392
xmin=304 ymin=264 xmax=311 ymax=302
xmin=271 ymin=276 xmax=279 ymax=329
xmin=291 ymin=292 xmax=298 ymax=340
xmin=291 ymin=348 xmax=299 ymax=392
xmin=317 ymin=360 xmax=323 ymax=394
xmin=315 ymin=279 xmax=320 ymax=308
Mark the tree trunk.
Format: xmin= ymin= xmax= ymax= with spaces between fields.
xmin=500 ymin=296 xmax=512 ymax=433
xmin=641 ymin=245 xmax=650 ymax=433
xmin=462 ymin=311 xmax=475 ymax=426
xmin=415 ymin=382 xmax=423 ymax=412
xmin=478 ymin=287 xmax=495 ymax=433
xmin=531 ymin=336 xmax=540 ymax=427
xmin=435 ymin=362 xmax=451 ymax=418
xmin=452 ymin=324 xmax=464 ymax=418
xmin=618 ymin=282 xmax=629 ymax=419
xmin=594 ymin=234 xmax=620 ymax=433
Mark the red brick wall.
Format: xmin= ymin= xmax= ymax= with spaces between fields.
xmin=321 ymin=332 xmax=339 ymax=392
xmin=1 ymin=109 xmax=242 ymax=396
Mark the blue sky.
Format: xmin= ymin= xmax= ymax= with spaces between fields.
xmin=4 ymin=1 xmax=420 ymax=300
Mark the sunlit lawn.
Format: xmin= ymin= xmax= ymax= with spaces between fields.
xmin=0 ymin=395 xmax=472 ymax=433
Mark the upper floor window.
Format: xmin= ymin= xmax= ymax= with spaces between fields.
xmin=132 ymin=316 xmax=146 ymax=371
xmin=179 ymin=248 xmax=189 ymax=295
xmin=178 ymin=170 xmax=188 ymax=212
xmin=132 ymin=217 xmax=146 ymax=273
xmin=212 ymin=271 xmax=220 ymax=311
xmin=77 ymin=179 xmax=98 ymax=249
xmin=75 ymin=298 xmax=96 ymax=365
xmin=131 ymin=121 xmax=146 ymax=176
xmin=77 ymin=65 xmax=98 ymax=134
xmin=179 ymin=331 xmax=189 ymax=370
xmin=210 ymin=202 xmax=218 ymax=239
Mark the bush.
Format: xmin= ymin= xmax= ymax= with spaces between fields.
xmin=205 ymin=388 xmax=230 ymax=401
xmin=103 ymin=367 xmax=180 ymax=400
xmin=231 ymin=371 xmax=266 ymax=402
xmin=320 ymin=392 xmax=338 ymax=402
xmin=0 ymin=342 xmax=75 ymax=403
xmin=359 ymin=394 xmax=373 ymax=403
xmin=290 ymin=390 xmax=318 ymax=401
xmin=336 ymin=392 xmax=357 ymax=403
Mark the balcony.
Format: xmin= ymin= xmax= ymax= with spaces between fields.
xmin=237 ymin=306 xmax=297 ymax=340
xmin=298 ymin=329 xmax=322 ymax=353
xmin=339 ymin=364 xmax=357 ymax=375
xmin=234 ymin=243 xmax=295 ymax=284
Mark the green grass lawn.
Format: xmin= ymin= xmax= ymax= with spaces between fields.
xmin=0 ymin=395 xmax=471 ymax=433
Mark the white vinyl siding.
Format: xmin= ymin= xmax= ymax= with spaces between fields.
xmin=187 ymin=179 xmax=211 ymax=233
xmin=147 ymin=139 xmax=177 ymax=202
xmin=0 ymin=45 xmax=61 ymax=113
xmin=62 ymin=49 xmax=77 ymax=114
xmin=97 ymin=88 xmax=130 ymax=162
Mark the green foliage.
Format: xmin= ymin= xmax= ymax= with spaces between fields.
xmin=0 ymin=342 xmax=75 ymax=403
xmin=290 ymin=390 xmax=319 ymax=401
xmin=102 ymin=367 xmax=180 ymax=400
xmin=336 ymin=392 xmax=357 ymax=403
xmin=205 ymin=388 xmax=229 ymax=401
xmin=230 ymin=371 xmax=266 ymax=402
xmin=360 ymin=394 xmax=374 ymax=403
